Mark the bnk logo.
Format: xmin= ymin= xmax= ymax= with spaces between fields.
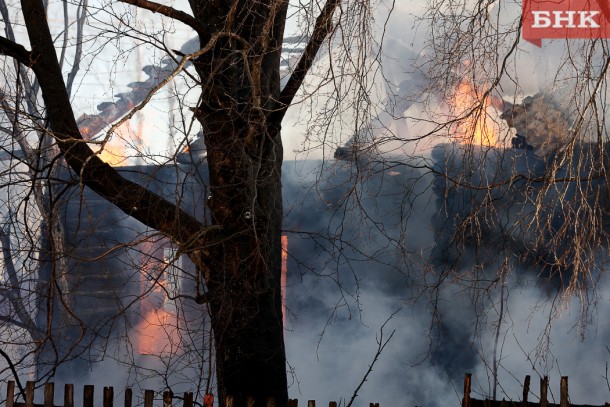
xmin=522 ymin=0 xmax=610 ymax=46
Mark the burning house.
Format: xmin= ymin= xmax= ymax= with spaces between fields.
xmin=14 ymin=32 xmax=607 ymax=405
xmin=36 ymin=162 xmax=206 ymax=382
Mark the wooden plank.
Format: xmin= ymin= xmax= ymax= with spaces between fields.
xmin=522 ymin=375 xmax=531 ymax=407
xmin=124 ymin=388 xmax=132 ymax=407
xmin=163 ymin=391 xmax=172 ymax=407
xmin=183 ymin=392 xmax=193 ymax=407
xmin=369 ymin=404 xmax=380 ymax=407
xmin=307 ymin=401 xmax=315 ymax=407
xmin=266 ymin=397 xmax=276 ymax=407
xmin=25 ymin=381 xmax=34 ymax=407
xmin=463 ymin=373 xmax=472 ymax=407
xmin=44 ymin=383 xmax=54 ymax=407
xmin=328 ymin=403 xmax=337 ymax=407
xmin=560 ymin=377 xmax=569 ymax=407
xmin=540 ymin=376 xmax=548 ymax=407
xmin=84 ymin=385 xmax=94 ymax=407
xmin=246 ymin=396 xmax=255 ymax=407
xmin=144 ymin=390 xmax=154 ymax=407
xmin=288 ymin=400 xmax=298 ymax=407
xmin=65 ymin=384 xmax=74 ymax=407
xmin=104 ymin=387 xmax=114 ymax=407
xmin=7 ymin=380 xmax=15 ymax=407
xmin=225 ymin=395 xmax=234 ymax=407
xmin=5 ymin=380 xmax=15 ymax=407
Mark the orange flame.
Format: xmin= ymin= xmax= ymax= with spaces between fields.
xmin=137 ymin=240 xmax=181 ymax=356
xmin=453 ymin=81 xmax=498 ymax=147
xmin=97 ymin=143 xmax=126 ymax=166
xmin=94 ymin=121 xmax=131 ymax=166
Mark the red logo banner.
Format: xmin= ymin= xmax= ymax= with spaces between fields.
xmin=522 ymin=0 xmax=610 ymax=46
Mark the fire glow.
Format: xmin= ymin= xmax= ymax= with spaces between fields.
xmin=453 ymin=81 xmax=499 ymax=147
xmin=97 ymin=142 xmax=127 ymax=166
xmin=136 ymin=240 xmax=182 ymax=356
xmin=80 ymin=119 xmax=132 ymax=166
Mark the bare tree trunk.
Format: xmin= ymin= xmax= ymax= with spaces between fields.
xmin=189 ymin=3 xmax=289 ymax=404
xmin=195 ymin=85 xmax=286 ymax=404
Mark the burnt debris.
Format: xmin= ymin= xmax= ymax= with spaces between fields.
xmin=500 ymin=93 xmax=572 ymax=155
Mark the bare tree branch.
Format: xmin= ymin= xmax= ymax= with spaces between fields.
xmin=65 ymin=0 xmax=88 ymax=97
xmin=275 ymin=0 xmax=340 ymax=119
xmin=0 ymin=315 xmax=43 ymax=333
xmin=0 ymin=222 xmax=44 ymax=343
xmin=346 ymin=312 xmax=397 ymax=407
xmin=0 ymin=348 xmax=26 ymax=401
xmin=118 ymin=0 xmax=205 ymax=35
xmin=0 ymin=36 xmax=32 ymax=67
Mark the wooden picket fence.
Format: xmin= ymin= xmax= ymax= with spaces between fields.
xmin=3 ymin=381 xmax=380 ymax=407
xmin=462 ymin=373 xmax=610 ymax=407
xmin=13 ymin=374 xmax=610 ymax=407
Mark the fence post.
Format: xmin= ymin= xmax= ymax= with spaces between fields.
xmin=560 ymin=377 xmax=569 ymax=407
xmin=84 ymin=385 xmax=94 ymax=407
xmin=288 ymin=400 xmax=298 ymax=407
xmin=144 ymin=390 xmax=154 ymax=407
xmin=266 ymin=397 xmax=276 ymax=407
xmin=328 ymin=402 xmax=337 ymax=407
xmin=25 ymin=381 xmax=34 ymax=407
xmin=65 ymin=384 xmax=74 ymax=407
xmin=163 ymin=391 xmax=173 ymax=407
xmin=540 ymin=376 xmax=548 ymax=407
xmin=44 ymin=383 xmax=54 ymax=407
xmin=225 ymin=395 xmax=234 ymax=407
xmin=521 ymin=375 xmax=530 ymax=407
xmin=104 ymin=387 xmax=114 ymax=407
xmin=124 ymin=388 xmax=132 ymax=407
xmin=6 ymin=381 xmax=15 ymax=407
xmin=183 ymin=392 xmax=193 ymax=407
xmin=462 ymin=373 xmax=471 ymax=407
xmin=307 ymin=401 xmax=315 ymax=407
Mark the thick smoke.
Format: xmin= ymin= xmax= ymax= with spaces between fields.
xmin=281 ymin=151 xmax=610 ymax=406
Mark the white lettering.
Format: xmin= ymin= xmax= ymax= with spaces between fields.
xmin=532 ymin=11 xmax=552 ymax=28
xmin=533 ymin=10 xmax=602 ymax=29
xmin=578 ymin=11 xmax=601 ymax=28
xmin=552 ymin=11 xmax=576 ymax=28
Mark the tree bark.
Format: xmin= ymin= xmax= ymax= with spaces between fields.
xmin=189 ymin=2 xmax=289 ymax=405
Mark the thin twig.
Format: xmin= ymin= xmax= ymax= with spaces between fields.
xmin=346 ymin=312 xmax=398 ymax=407
xmin=0 ymin=348 xmax=25 ymax=401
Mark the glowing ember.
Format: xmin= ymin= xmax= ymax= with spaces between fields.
xmin=453 ymin=81 xmax=498 ymax=147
